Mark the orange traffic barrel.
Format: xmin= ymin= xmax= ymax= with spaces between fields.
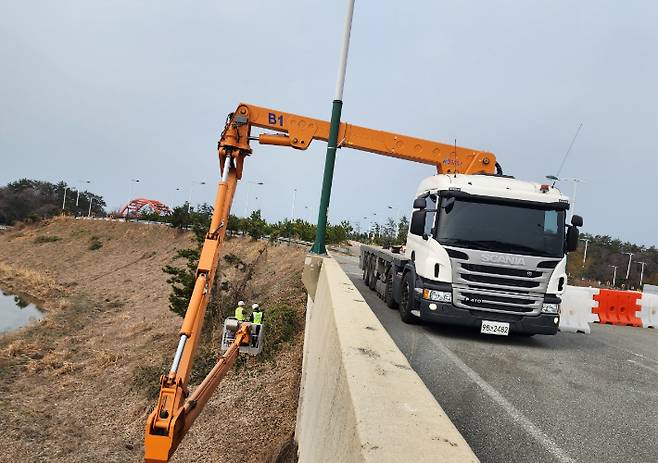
xmin=592 ymin=289 xmax=642 ymax=327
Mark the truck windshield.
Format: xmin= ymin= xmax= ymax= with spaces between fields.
xmin=435 ymin=198 xmax=566 ymax=257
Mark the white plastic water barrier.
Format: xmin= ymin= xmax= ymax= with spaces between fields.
xmin=638 ymin=292 xmax=658 ymax=329
xmin=559 ymin=286 xmax=600 ymax=334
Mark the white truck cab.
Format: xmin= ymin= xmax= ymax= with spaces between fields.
xmin=361 ymin=173 xmax=582 ymax=336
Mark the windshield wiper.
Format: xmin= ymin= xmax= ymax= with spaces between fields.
xmin=441 ymin=239 xmax=551 ymax=256
xmin=439 ymin=238 xmax=503 ymax=252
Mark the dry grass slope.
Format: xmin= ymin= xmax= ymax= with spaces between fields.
xmin=0 ymin=217 xmax=306 ymax=462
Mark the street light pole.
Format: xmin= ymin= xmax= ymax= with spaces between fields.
xmin=187 ymin=181 xmax=206 ymax=213
xmin=127 ymin=179 xmax=140 ymax=219
xmin=610 ymin=265 xmax=618 ymax=287
xmin=76 ymin=180 xmax=91 ymax=207
xmin=624 ymin=252 xmax=634 ymax=280
xmin=545 ymin=176 xmax=583 ymax=221
xmin=291 ymin=188 xmax=297 ymax=220
xmin=580 ymin=238 xmax=590 ymax=267
xmin=244 ymin=181 xmax=264 ymax=217
xmin=62 ymin=186 xmax=69 ymax=211
xmin=311 ymin=0 xmax=356 ymax=255
xmin=637 ymin=262 xmax=647 ymax=288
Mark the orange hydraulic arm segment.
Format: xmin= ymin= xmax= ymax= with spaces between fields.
xmin=144 ymin=129 xmax=252 ymax=462
xmin=226 ymin=103 xmax=497 ymax=175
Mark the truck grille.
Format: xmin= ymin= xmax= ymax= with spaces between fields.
xmin=447 ymin=247 xmax=560 ymax=315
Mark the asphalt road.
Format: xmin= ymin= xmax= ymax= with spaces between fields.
xmin=334 ymin=253 xmax=658 ymax=463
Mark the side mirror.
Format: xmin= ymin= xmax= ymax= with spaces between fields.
xmin=571 ymin=214 xmax=583 ymax=227
xmin=413 ymin=197 xmax=426 ymax=209
xmin=566 ymin=225 xmax=579 ymax=252
xmin=410 ymin=210 xmax=426 ymax=236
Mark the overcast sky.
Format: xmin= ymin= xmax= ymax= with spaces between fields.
xmin=1 ymin=1 xmax=656 ymax=245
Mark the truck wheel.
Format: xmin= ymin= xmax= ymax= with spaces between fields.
xmin=385 ymin=273 xmax=397 ymax=309
xmin=368 ymin=260 xmax=377 ymax=290
xmin=399 ymin=273 xmax=415 ymax=324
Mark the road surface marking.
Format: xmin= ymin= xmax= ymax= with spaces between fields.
xmin=627 ymin=359 xmax=658 ymax=374
xmin=596 ymin=339 xmax=658 ymax=365
xmin=424 ymin=336 xmax=576 ymax=463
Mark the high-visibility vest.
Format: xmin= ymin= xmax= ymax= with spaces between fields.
xmin=235 ymin=306 xmax=245 ymax=321
xmin=252 ymin=310 xmax=263 ymax=324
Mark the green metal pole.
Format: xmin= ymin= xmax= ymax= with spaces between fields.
xmin=310 ymin=99 xmax=343 ymax=254
xmin=310 ymin=0 xmax=355 ymax=254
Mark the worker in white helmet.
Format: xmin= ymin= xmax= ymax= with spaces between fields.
xmin=234 ymin=300 xmax=246 ymax=321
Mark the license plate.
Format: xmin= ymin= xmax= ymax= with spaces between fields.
xmin=481 ymin=320 xmax=510 ymax=336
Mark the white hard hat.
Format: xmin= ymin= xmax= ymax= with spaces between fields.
xmin=238 ymin=301 xmax=245 ymax=307
xmin=252 ymin=303 xmax=259 ymax=310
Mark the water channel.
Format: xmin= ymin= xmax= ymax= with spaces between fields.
xmin=0 ymin=290 xmax=44 ymax=334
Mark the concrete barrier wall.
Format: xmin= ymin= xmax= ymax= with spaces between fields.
xmin=296 ymin=255 xmax=478 ymax=463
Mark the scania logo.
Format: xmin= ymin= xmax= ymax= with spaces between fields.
xmin=481 ymin=254 xmax=526 ymax=266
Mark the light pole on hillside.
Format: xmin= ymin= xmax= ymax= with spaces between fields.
xmin=187 ymin=181 xmax=206 ymax=213
xmin=546 ymin=176 xmax=584 ymax=221
xmin=637 ymin=262 xmax=647 ymax=288
xmin=311 ymin=0 xmax=356 ymax=255
xmin=126 ymin=179 xmax=140 ymax=219
xmin=76 ymin=180 xmax=91 ymax=207
xmin=623 ymin=252 xmax=634 ymax=280
xmin=609 ymin=265 xmax=618 ymax=288
xmin=244 ymin=181 xmax=264 ymax=217
xmin=580 ymin=238 xmax=590 ymax=267
xmin=62 ymin=186 xmax=69 ymax=211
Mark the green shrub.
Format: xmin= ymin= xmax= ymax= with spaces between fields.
xmin=88 ymin=236 xmax=102 ymax=250
xmin=34 ymin=235 xmax=61 ymax=244
xmin=259 ymin=304 xmax=300 ymax=361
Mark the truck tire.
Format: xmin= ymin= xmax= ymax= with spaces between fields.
xmin=399 ymin=272 xmax=415 ymax=324
xmin=385 ymin=273 xmax=397 ymax=309
xmin=368 ymin=259 xmax=377 ymax=290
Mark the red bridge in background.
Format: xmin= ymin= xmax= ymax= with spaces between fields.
xmin=118 ymin=198 xmax=172 ymax=217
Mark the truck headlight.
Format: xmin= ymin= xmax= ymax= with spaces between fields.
xmin=541 ymin=303 xmax=559 ymax=314
xmin=423 ymin=289 xmax=452 ymax=303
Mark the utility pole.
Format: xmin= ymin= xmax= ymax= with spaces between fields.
xmin=637 ymin=262 xmax=647 ymax=288
xmin=580 ymin=238 xmax=590 ymax=267
xmin=311 ymin=0 xmax=356 ymax=255
xmin=87 ymin=195 xmax=94 ymax=217
xmin=623 ymin=252 xmax=634 ymax=280
xmin=610 ymin=265 xmax=618 ymax=288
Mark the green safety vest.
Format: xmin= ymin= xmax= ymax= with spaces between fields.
xmin=252 ymin=310 xmax=263 ymax=324
xmin=235 ymin=306 xmax=245 ymax=321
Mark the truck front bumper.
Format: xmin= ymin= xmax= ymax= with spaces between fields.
xmin=417 ymin=298 xmax=559 ymax=335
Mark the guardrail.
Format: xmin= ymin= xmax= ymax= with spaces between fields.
xmin=296 ymin=254 xmax=478 ymax=463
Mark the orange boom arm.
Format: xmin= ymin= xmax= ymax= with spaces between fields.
xmin=144 ymin=102 xmax=497 ymax=462
xmin=227 ymin=103 xmax=497 ymax=174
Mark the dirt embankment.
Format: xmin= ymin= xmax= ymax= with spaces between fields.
xmin=0 ymin=217 xmax=306 ymax=463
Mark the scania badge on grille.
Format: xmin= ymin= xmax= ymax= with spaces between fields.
xmin=480 ymin=254 xmax=526 ymax=266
